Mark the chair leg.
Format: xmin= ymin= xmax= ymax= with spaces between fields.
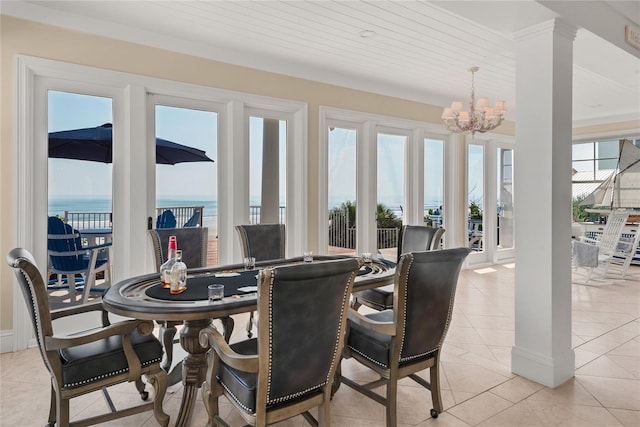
xmin=429 ymin=354 xmax=443 ymax=416
xmin=147 ymin=370 xmax=170 ymax=427
xmin=46 ymin=383 xmax=56 ymax=427
xmin=246 ymin=311 xmax=255 ymax=338
xmin=135 ymin=378 xmax=149 ymax=401
xmin=56 ymin=396 xmax=70 ymax=427
xmin=317 ymin=392 xmax=330 ymax=426
xmin=386 ymin=376 xmax=398 ymax=427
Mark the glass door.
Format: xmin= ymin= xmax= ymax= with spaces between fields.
xmin=248 ymin=116 xmax=287 ymax=225
xmin=327 ymin=126 xmax=357 ymax=256
xmin=424 ymin=137 xmax=445 ymax=237
xmin=468 ymin=143 xmax=485 ymax=253
xmin=47 ymin=90 xmax=113 ymax=306
xmin=154 ymin=104 xmax=218 ymax=266
xmin=377 ymin=132 xmax=406 ymax=260
xmin=497 ymin=147 xmax=514 ymax=254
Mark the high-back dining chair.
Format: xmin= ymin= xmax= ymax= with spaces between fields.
xmin=148 ymin=227 xmax=209 ymax=271
xmin=341 ymin=248 xmax=470 ymax=425
xmin=148 ymin=226 xmax=212 ymax=385
xmin=7 ymin=247 xmax=169 ymax=427
xmin=235 ymin=223 xmax=286 ymax=261
xmin=199 ymin=258 xmax=361 ymax=427
xmin=353 ymin=225 xmax=445 ymax=311
xmin=47 ymin=216 xmax=112 ymax=304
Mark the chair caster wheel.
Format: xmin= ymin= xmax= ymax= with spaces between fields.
xmin=140 ymin=391 xmax=149 ymax=401
xmin=430 ymin=409 xmax=438 ymax=418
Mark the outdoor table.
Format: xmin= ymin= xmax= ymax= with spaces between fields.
xmin=102 ymin=255 xmax=394 ymax=427
xmin=79 ymin=227 xmax=113 ymax=245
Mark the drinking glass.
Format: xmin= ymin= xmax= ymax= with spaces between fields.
xmin=362 ymin=252 xmax=372 ymax=263
xmin=303 ymin=251 xmax=313 ymax=263
xmin=244 ymin=257 xmax=256 ymax=270
xmin=208 ymin=284 xmax=224 ymax=302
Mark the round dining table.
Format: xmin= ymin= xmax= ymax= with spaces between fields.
xmin=102 ymin=255 xmax=395 ymax=427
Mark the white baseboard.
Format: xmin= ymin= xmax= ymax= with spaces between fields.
xmin=511 ymin=345 xmax=575 ymax=388
xmin=0 ymin=330 xmax=14 ymax=353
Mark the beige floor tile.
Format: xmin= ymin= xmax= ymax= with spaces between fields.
xmin=477 ymin=400 xmax=544 ymax=426
xmin=525 ymin=399 xmax=623 ymax=426
xmin=526 ymin=378 xmax=601 ymax=407
xmin=475 ymin=328 xmax=515 ymax=347
xmin=466 ymin=314 xmax=514 ymax=331
xmin=574 ymin=347 xmax=603 ymax=369
xmin=441 ymin=362 xmax=510 ymax=395
xmin=491 ymin=376 xmax=545 ymax=403
xmin=446 ymin=391 xmax=513 ymax=425
xmin=576 ymin=355 xmax=638 ymax=379
xmin=444 ymin=326 xmax=486 ymax=345
xmin=577 ymin=375 xmax=640 ymax=410
xmin=607 ymin=339 xmax=640 ymax=357
xmin=607 ymin=354 xmax=640 ymax=379
xmin=608 ymin=408 xmax=640 ymax=427
xmin=414 ymin=412 xmax=472 ymax=426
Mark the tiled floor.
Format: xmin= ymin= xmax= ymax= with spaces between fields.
xmin=1 ymin=263 xmax=638 ymax=426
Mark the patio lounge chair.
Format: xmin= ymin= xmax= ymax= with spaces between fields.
xmin=47 ymin=216 xmax=112 ymax=304
xmin=155 ymin=209 xmax=177 ymax=229
xmin=577 ymin=210 xmax=634 ymax=282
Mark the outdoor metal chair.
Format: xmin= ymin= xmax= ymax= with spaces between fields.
xmin=353 ymin=225 xmax=445 ymax=311
xmin=47 ymin=216 xmax=112 ymax=304
xmin=199 ymin=258 xmax=361 ymax=427
xmin=341 ymin=248 xmax=470 ymax=426
xmin=7 ymin=247 xmax=169 ymax=427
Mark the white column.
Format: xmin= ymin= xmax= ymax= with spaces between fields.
xmin=261 ymin=118 xmax=280 ymax=223
xmin=512 ymin=19 xmax=577 ymax=387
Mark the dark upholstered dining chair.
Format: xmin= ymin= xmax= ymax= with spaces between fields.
xmin=340 ymin=248 xmax=470 ymax=426
xmin=148 ymin=227 xmax=209 ymax=271
xmin=199 ymin=258 xmax=361 ymax=427
xmin=235 ymin=223 xmax=286 ymax=338
xmin=235 ymin=223 xmax=286 ymax=261
xmin=148 ymin=227 xmax=223 ymax=385
xmin=353 ymin=225 xmax=445 ymax=311
xmin=7 ymin=247 xmax=169 ymax=427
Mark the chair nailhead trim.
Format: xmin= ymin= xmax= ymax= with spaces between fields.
xmin=348 ymin=345 xmax=388 ymax=368
xmin=220 ymin=380 xmax=254 ymax=413
xmin=63 ymin=357 xmax=161 ymax=388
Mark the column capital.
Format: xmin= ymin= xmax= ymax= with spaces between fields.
xmin=514 ymin=18 xmax=577 ymax=43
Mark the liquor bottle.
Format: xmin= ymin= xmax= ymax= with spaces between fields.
xmin=170 ymin=250 xmax=187 ymax=295
xmin=160 ymin=235 xmax=177 ymax=288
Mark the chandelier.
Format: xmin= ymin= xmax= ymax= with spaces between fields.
xmin=441 ymin=67 xmax=506 ymax=136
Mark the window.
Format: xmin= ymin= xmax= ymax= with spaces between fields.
xmin=327 ymin=126 xmax=357 ymax=255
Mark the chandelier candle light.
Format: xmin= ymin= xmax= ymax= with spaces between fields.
xmin=441 ymin=67 xmax=506 ymax=136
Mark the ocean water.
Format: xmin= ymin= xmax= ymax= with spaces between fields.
xmin=48 ymin=196 xmax=218 ymax=218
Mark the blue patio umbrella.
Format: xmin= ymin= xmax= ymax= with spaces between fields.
xmin=48 ymin=123 xmax=214 ymax=165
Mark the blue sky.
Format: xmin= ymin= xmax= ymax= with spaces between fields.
xmin=48 ymin=90 xmax=443 ymax=210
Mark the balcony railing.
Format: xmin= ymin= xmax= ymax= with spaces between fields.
xmin=64 ymin=205 xmax=204 ymax=230
xmin=249 ymin=205 xmax=286 ymax=224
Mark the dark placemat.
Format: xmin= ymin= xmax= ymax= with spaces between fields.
xmin=146 ymin=270 xmax=259 ymax=301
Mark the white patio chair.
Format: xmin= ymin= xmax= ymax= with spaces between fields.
xmin=577 ymin=210 xmax=632 ymax=282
